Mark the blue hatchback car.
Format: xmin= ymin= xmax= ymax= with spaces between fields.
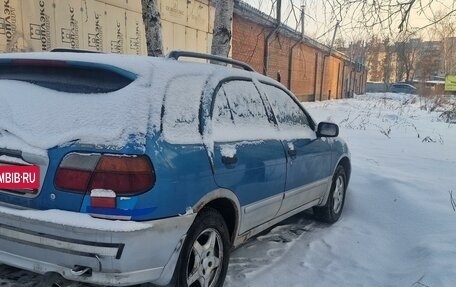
xmin=0 ymin=51 xmax=350 ymax=287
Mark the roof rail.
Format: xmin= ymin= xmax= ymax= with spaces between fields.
xmin=166 ymin=50 xmax=255 ymax=72
xmin=50 ymin=48 xmax=103 ymax=54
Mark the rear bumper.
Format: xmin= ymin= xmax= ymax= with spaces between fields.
xmin=0 ymin=204 xmax=196 ymax=286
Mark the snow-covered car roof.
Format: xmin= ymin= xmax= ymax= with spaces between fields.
xmin=0 ymin=51 xmax=285 ymax=90
xmin=0 ymin=52 xmax=277 ymax=156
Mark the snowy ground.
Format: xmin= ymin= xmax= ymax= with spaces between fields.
xmin=0 ymin=93 xmax=455 ymax=287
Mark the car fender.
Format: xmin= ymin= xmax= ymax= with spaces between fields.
xmin=318 ymin=153 xmax=351 ymax=206
xmin=192 ymin=188 xmax=242 ymax=240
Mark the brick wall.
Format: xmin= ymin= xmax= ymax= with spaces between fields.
xmin=232 ymin=13 xmax=366 ymax=101
xmin=267 ymin=33 xmax=293 ymax=86
xmin=231 ymin=14 xmax=266 ymax=73
xmin=290 ymin=46 xmax=321 ymax=101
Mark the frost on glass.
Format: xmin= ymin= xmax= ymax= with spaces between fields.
xmin=213 ymin=88 xmax=234 ymax=128
xmin=212 ymin=81 xmax=277 ymax=142
xmin=162 ymin=75 xmax=207 ymax=144
xmin=262 ymin=84 xmax=316 ymax=140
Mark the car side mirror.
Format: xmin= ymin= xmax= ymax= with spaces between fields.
xmin=317 ymin=122 xmax=339 ymax=137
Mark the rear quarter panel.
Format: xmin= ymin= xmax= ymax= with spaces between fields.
xmin=139 ymin=135 xmax=219 ymax=220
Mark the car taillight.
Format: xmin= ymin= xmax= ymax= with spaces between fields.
xmin=55 ymin=153 xmax=155 ymax=196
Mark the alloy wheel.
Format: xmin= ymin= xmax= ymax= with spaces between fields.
xmin=186 ymin=228 xmax=224 ymax=287
xmin=332 ymin=175 xmax=345 ymax=214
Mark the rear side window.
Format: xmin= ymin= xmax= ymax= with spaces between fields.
xmin=0 ymin=60 xmax=136 ymax=93
xmin=162 ymin=75 xmax=207 ymax=144
xmin=223 ymin=81 xmax=269 ymax=124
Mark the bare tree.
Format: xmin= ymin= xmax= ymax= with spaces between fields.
xmin=334 ymin=37 xmax=346 ymax=50
xmin=430 ymin=10 xmax=456 ymax=74
xmin=141 ymin=0 xmax=234 ymax=58
xmin=345 ymin=40 xmax=367 ymax=64
xmin=415 ymin=41 xmax=441 ymax=81
xmin=366 ymin=35 xmax=383 ymax=81
xmin=294 ymin=0 xmax=456 ymax=38
xmin=395 ymin=34 xmax=421 ymax=82
xmin=382 ymin=37 xmax=394 ymax=85
xmin=211 ymin=0 xmax=235 ymax=57
xmin=141 ymin=0 xmax=163 ymax=56
xmin=364 ymin=35 xmax=396 ymax=84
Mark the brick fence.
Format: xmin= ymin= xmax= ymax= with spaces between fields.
xmin=232 ymin=3 xmax=367 ymax=102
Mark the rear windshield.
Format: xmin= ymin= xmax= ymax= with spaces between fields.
xmin=0 ymin=60 xmax=136 ymax=93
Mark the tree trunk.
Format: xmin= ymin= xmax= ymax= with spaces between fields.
xmin=141 ymin=0 xmax=163 ymax=57
xmin=211 ymin=0 xmax=234 ymax=58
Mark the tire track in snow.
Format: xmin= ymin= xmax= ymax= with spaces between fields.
xmin=225 ymin=212 xmax=316 ymax=285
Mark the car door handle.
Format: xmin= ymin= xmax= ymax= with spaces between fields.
xmin=288 ymin=149 xmax=297 ymax=157
xmin=222 ymin=155 xmax=238 ymax=165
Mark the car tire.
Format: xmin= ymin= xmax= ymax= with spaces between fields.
xmin=174 ymin=207 xmax=231 ymax=287
xmin=313 ymin=165 xmax=347 ymax=223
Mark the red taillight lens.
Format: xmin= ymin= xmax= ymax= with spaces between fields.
xmin=91 ymin=172 xmax=153 ymax=194
xmin=95 ymin=156 xmax=152 ymax=173
xmin=91 ymin=156 xmax=154 ymax=195
xmin=55 ymin=154 xmax=155 ymax=195
xmin=55 ymin=168 xmax=92 ymax=192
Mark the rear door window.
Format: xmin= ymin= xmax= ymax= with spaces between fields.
xmin=212 ymin=80 xmax=276 ymax=142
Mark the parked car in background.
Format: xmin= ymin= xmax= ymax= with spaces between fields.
xmin=391 ymin=83 xmax=417 ymax=94
xmin=366 ymin=81 xmax=388 ymax=93
xmin=0 ymin=50 xmax=351 ymax=287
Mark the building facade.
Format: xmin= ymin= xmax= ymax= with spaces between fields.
xmin=365 ymin=37 xmax=456 ymax=84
